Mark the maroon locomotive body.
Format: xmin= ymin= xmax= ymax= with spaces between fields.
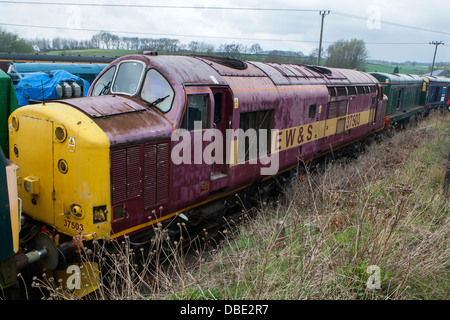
xmin=67 ymin=53 xmax=387 ymax=238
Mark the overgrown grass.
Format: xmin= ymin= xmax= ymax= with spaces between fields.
xmin=165 ymin=112 xmax=449 ymax=300
xmin=35 ymin=113 xmax=449 ymax=300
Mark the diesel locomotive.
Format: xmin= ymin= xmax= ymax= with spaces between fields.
xmin=7 ymin=53 xmax=389 ymax=297
xmin=370 ymin=72 xmax=450 ymax=129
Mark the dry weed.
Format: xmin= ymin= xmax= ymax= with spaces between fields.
xmin=34 ymin=113 xmax=449 ymax=300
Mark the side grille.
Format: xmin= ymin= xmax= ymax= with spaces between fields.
xmin=143 ymin=142 xmax=170 ymax=209
xmin=126 ymin=145 xmax=142 ymax=199
xmin=156 ymin=143 xmax=170 ymax=205
xmin=111 ymin=149 xmax=127 ymax=204
xmin=111 ymin=142 xmax=170 ymax=211
xmin=143 ymin=144 xmax=157 ymax=209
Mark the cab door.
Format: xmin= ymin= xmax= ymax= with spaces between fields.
xmin=179 ymin=86 xmax=233 ymax=196
xmin=210 ymin=87 xmax=233 ymax=178
xmin=12 ymin=115 xmax=54 ymax=226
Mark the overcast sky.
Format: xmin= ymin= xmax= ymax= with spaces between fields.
xmin=0 ymin=0 xmax=449 ymax=63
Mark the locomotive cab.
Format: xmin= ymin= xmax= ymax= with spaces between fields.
xmin=91 ymin=58 xmax=175 ymax=113
xmin=8 ymin=54 xmax=187 ymax=243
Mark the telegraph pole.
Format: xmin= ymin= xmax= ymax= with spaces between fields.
xmin=317 ymin=10 xmax=330 ymax=66
xmin=429 ymin=41 xmax=443 ymax=76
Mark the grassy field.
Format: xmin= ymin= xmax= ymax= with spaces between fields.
xmin=365 ymin=63 xmax=429 ymax=75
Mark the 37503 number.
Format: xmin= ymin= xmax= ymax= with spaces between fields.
xmin=64 ymin=220 xmax=84 ymax=232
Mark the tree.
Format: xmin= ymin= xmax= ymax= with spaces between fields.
xmin=0 ymin=28 xmax=34 ymax=53
xmin=188 ymin=41 xmax=214 ymax=54
xmin=249 ymin=43 xmax=263 ymax=55
xmin=304 ymin=48 xmax=319 ymax=65
xmin=325 ymin=39 xmax=368 ymax=70
xmin=90 ymin=32 xmax=102 ymax=49
xmin=218 ymin=43 xmax=246 ymax=59
xmin=90 ymin=32 xmax=117 ymax=49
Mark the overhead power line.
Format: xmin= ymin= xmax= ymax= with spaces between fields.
xmin=0 ymin=1 xmax=322 ymax=12
xmin=1 ymin=1 xmax=448 ymax=36
xmin=0 ymin=22 xmax=321 ymax=43
xmin=332 ymin=11 xmax=450 ymax=36
xmin=0 ymin=21 xmax=431 ymax=46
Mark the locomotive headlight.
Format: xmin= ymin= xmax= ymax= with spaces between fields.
xmin=13 ymin=145 xmax=19 ymax=157
xmin=11 ymin=116 xmax=19 ymax=131
xmin=70 ymin=204 xmax=84 ymax=219
xmin=58 ymin=159 xmax=68 ymax=174
xmin=24 ymin=180 xmax=30 ymax=192
xmin=55 ymin=125 xmax=67 ymax=142
xmin=23 ymin=176 xmax=40 ymax=195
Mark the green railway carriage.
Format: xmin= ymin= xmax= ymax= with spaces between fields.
xmin=370 ymin=73 xmax=426 ymax=126
xmin=0 ymin=70 xmax=19 ymax=156
xmin=0 ymin=148 xmax=20 ymax=295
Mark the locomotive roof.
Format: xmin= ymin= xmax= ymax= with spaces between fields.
xmin=102 ymin=54 xmax=379 ymax=87
xmin=370 ymin=72 xmax=423 ymax=84
xmin=80 ymin=54 xmax=382 ymax=146
xmin=195 ymin=56 xmax=378 ymax=86
xmin=422 ymin=75 xmax=450 ymax=84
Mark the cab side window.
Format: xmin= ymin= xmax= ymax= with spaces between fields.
xmin=180 ymin=95 xmax=209 ymax=130
xmin=141 ymin=69 xmax=175 ymax=112
xmin=92 ymin=66 xmax=116 ymax=96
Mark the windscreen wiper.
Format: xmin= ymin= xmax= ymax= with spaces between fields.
xmin=99 ymin=81 xmax=111 ymax=96
xmin=148 ymin=95 xmax=169 ymax=107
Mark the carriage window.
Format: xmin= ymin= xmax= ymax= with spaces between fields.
xmin=239 ymin=110 xmax=274 ymax=161
xmin=329 ymin=87 xmax=337 ymax=97
xmin=356 ymin=86 xmax=365 ymax=94
xmin=141 ymin=69 xmax=175 ymax=112
xmin=396 ymin=89 xmax=403 ymax=110
xmin=337 ymin=87 xmax=347 ymax=96
xmin=92 ymin=66 xmax=116 ymax=96
xmin=214 ymin=92 xmax=222 ymax=126
xmin=347 ymin=86 xmax=357 ymax=95
xmin=111 ymin=61 xmax=145 ymax=96
xmin=181 ymin=95 xmax=209 ymax=130
xmin=433 ymin=87 xmax=440 ymax=102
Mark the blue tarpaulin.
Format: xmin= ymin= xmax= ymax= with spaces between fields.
xmin=14 ymin=70 xmax=90 ymax=106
